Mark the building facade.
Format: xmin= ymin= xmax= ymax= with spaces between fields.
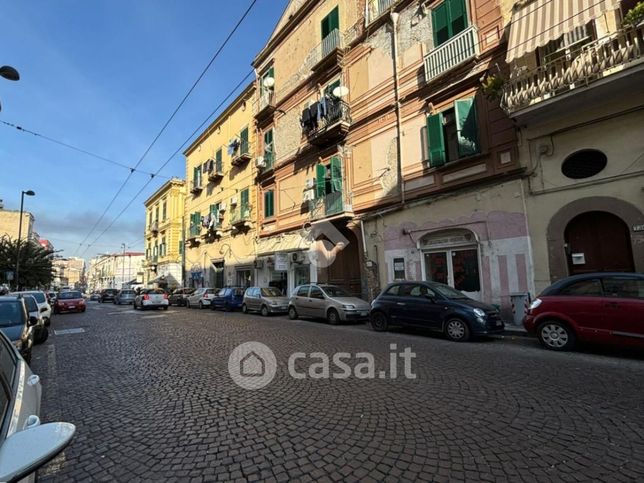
xmin=143 ymin=178 xmax=186 ymax=289
xmin=183 ymin=83 xmax=258 ymax=289
xmin=52 ymin=257 xmax=86 ymax=290
xmin=87 ymin=253 xmax=145 ymax=292
xmin=0 ymin=208 xmax=35 ymax=242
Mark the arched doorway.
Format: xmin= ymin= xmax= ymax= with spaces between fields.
xmin=564 ymin=211 xmax=634 ymax=274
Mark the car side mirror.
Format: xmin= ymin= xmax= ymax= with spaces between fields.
xmin=0 ymin=422 xmax=75 ymax=483
xmin=28 ymin=316 xmax=39 ymax=327
xmin=40 ymin=307 xmax=47 ymax=313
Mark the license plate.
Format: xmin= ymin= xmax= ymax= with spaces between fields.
xmin=360 ymin=311 xmax=368 ymax=316
xmin=69 ymin=306 xmax=75 ymax=309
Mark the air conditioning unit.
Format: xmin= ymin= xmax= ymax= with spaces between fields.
xmin=255 ymin=156 xmax=266 ymax=168
xmin=219 ymin=202 xmax=227 ymax=211
xmin=254 ymin=259 xmax=264 ymax=269
xmin=231 ymin=196 xmax=238 ymax=206
xmin=304 ymin=178 xmax=315 ymax=190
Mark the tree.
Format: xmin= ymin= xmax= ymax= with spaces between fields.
xmin=0 ymin=236 xmax=54 ymax=289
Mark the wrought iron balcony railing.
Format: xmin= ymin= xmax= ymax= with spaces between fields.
xmin=230 ymin=205 xmax=252 ymax=226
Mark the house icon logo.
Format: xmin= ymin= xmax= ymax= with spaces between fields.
xmin=228 ymin=342 xmax=276 ymax=390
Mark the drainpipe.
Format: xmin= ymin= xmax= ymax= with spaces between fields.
xmin=390 ymin=11 xmax=405 ymax=205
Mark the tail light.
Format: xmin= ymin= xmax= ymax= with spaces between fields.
xmin=163 ymin=293 xmax=168 ymax=299
xmin=143 ymin=294 xmax=150 ymax=301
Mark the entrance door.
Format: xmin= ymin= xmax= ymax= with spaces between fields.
xmin=424 ymin=248 xmax=481 ymax=300
xmin=565 ymin=211 xmax=634 ymax=274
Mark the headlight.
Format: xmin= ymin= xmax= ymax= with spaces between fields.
xmin=473 ymin=308 xmax=486 ymax=317
xmin=529 ymin=299 xmax=542 ymax=310
xmin=342 ymin=304 xmax=356 ymax=310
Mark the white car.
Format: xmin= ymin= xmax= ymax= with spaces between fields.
xmin=10 ymin=295 xmax=48 ymax=345
xmin=13 ymin=291 xmax=52 ymax=327
xmin=185 ymin=288 xmax=217 ymax=309
xmin=133 ymin=289 xmax=169 ymax=311
xmin=0 ymin=330 xmax=75 ymax=482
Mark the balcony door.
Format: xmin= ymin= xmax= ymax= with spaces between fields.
xmin=432 ymin=0 xmax=468 ymax=47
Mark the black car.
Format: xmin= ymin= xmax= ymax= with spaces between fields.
xmin=369 ymin=281 xmax=504 ymax=341
xmin=99 ymin=289 xmax=118 ymax=303
xmin=0 ymin=296 xmax=37 ymax=363
xmin=168 ymin=287 xmax=195 ymax=307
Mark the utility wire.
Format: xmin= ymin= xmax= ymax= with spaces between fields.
xmin=74 ymin=0 xmax=259 ymax=255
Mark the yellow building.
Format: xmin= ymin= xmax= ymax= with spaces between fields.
xmin=0 ymin=208 xmax=34 ymax=242
xmin=183 ymin=83 xmax=258 ymax=288
xmin=143 ymin=178 xmax=186 ymax=289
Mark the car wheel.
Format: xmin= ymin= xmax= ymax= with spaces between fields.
xmin=327 ymin=308 xmax=340 ymax=325
xmin=445 ymin=318 xmax=471 ymax=342
xmin=288 ymin=306 xmax=298 ymax=320
xmin=261 ymin=305 xmax=269 ymax=317
xmin=242 ymin=304 xmax=248 ymax=314
xmin=35 ymin=327 xmax=49 ymax=344
xmin=370 ymin=312 xmax=389 ymax=332
xmin=45 ymin=317 xmax=51 ymax=326
xmin=186 ymin=301 xmax=191 ymax=309
xmin=538 ymin=320 xmax=576 ymax=351
xmin=199 ymin=301 xmax=204 ymax=309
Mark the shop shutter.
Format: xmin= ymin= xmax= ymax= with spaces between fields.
xmin=315 ymin=164 xmax=327 ymax=198
xmin=432 ymin=2 xmax=450 ymax=46
xmin=427 ymin=113 xmax=446 ymax=167
xmin=454 ymin=98 xmax=480 ymax=158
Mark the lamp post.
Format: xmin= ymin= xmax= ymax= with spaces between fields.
xmin=15 ymin=190 xmax=35 ymax=290
xmin=0 ymin=65 xmax=20 ymax=112
xmin=121 ymin=243 xmax=126 ymax=289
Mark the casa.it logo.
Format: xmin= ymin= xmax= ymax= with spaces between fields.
xmin=228 ymin=342 xmax=277 ymax=390
xmin=301 ymin=220 xmax=349 ymax=268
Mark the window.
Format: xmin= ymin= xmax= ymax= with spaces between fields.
xmin=296 ymin=286 xmax=310 ymax=297
xmin=215 ymin=149 xmax=223 ymax=173
xmin=240 ymin=127 xmax=249 ymax=155
xmin=260 ymin=67 xmax=275 ymax=101
xmin=153 ymin=245 xmax=158 ymax=257
xmin=179 ymin=241 xmax=184 ymax=255
xmin=321 ymin=6 xmax=339 ymax=40
xmin=602 ymin=278 xmax=644 ymax=299
xmin=432 ymin=0 xmax=468 ymax=47
xmin=427 ymin=97 xmax=479 ymax=167
xmin=424 ymin=247 xmax=480 ymax=293
xmin=193 ymin=166 xmax=202 ymax=188
xmin=162 ymin=200 xmax=167 ymax=220
xmin=264 ymin=190 xmax=275 ymax=218
xmin=393 ymin=257 xmax=406 ymax=280
xmin=155 ymin=205 xmax=159 ymax=221
xmin=161 ymin=237 xmax=166 ymax=256
xmin=409 ymin=285 xmax=436 ymax=298
xmin=189 ymin=212 xmax=201 ymax=236
xmin=539 ymin=23 xmax=593 ymax=65
xmin=559 ymin=279 xmax=603 ymax=296
xmin=315 ymin=156 xmax=343 ymax=213
xmin=263 ymin=129 xmax=274 ymax=168
xmin=385 ymin=285 xmax=401 ymax=296
xmin=210 ymin=203 xmax=221 ymax=226
xmin=240 ymin=188 xmax=249 ymax=212
xmin=309 ymin=286 xmax=324 ymax=299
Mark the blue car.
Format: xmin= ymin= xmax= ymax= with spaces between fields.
xmin=0 ymin=296 xmax=37 ymax=363
xmin=211 ymin=287 xmax=245 ymax=311
xmin=369 ymin=281 xmax=504 ymax=342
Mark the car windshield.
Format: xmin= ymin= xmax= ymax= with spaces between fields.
xmin=104 ymin=290 xmax=117 ymax=294
xmin=0 ymin=302 xmax=24 ymax=327
xmin=261 ymin=288 xmax=283 ymax=297
xmin=27 ymin=292 xmax=46 ymax=303
xmin=23 ymin=296 xmax=38 ymax=312
xmin=432 ymin=283 xmax=469 ymax=299
xmin=121 ymin=290 xmax=135 ymax=295
xmin=59 ymin=291 xmax=82 ymax=300
xmin=321 ymin=286 xmax=352 ymax=297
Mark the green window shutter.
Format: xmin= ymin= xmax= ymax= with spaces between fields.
xmin=315 ymin=164 xmax=327 ymax=198
xmin=193 ymin=166 xmax=198 ymax=183
xmin=240 ymin=188 xmax=249 ymax=208
xmin=264 ymin=191 xmax=274 ymax=218
xmin=216 ymin=149 xmax=222 ymax=172
xmin=432 ymin=2 xmax=450 ymax=46
xmin=329 ymin=156 xmax=342 ymax=193
xmin=209 ymin=204 xmax=217 ymax=216
xmin=179 ymin=241 xmax=183 ymax=255
xmin=454 ymin=98 xmax=480 ymax=158
xmin=427 ymin=113 xmax=446 ymax=167
xmin=448 ymin=0 xmax=468 ymax=37
xmin=240 ymin=127 xmax=249 ymax=154
xmin=325 ymin=79 xmax=341 ymax=98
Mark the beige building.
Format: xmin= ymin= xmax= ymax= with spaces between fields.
xmin=0 ymin=207 xmax=35 ymax=242
xmin=183 ymin=83 xmax=258 ymax=289
xmin=87 ymin=253 xmax=145 ymax=292
xmin=143 ymin=178 xmax=186 ymax=289
xmin=52 ymin=257 xmax=86 ymax=289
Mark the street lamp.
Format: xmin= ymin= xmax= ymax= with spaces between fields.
xmin=15 ymin=190 xmax=35 ymax=290
xmin=0 ymin=65 xmax=20 ymax=112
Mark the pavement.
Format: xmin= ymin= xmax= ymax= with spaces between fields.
xmin=32 ymin=302 xmax=644 ymax=482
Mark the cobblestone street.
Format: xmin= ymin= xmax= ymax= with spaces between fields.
xmin=33 ymin=302 xmax=644 ymax=482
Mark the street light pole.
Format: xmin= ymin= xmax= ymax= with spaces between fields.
xmin=15 ymin=190 xmax=35 ymax=290
xmin=121 ymin=243 xmax=126 ymax=289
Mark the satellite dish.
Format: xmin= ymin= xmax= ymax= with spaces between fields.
xmin=332 ymin=85 xmax=349 ymax=98
xmin=263 ymin=77 xmax=275 ymax=89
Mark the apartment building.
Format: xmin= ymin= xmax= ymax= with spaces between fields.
xmin=143 ymin=178 xmax=186 ymax=289
xmin=87 ymin=252 xmax=145 ymax=291
xmin=502 ymin=0 xmax=644 ymax=292
xmin=183 ymin=83 xmax=258 ymax=289
xmin=52 ymin=257 xmax=85 ymax=289
xmin=0 ymin=207 xmax=34 ymax=242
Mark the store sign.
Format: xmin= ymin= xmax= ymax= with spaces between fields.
xmin=274 ymin=253 xmax=289 ymax=272
xmin=633 ymin=224 xmax=644 ymax=232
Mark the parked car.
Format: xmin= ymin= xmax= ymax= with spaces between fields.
xmin=89 ymin=292 xmax=101 ymax=302
xmin=524 ymin=272 xmax=644 ymax=351
xmin=0 ymin=329 xmax=76 ymax=482
xmin=15 ymin=294 xmax=49 ymax=344
xmin=242 ymin=287 xmax=289 ymax=316
xmin=168 ymin=287 xmax=195 ymax=307
xmin=369 ymin=281 xmax=505 ymax=341
xmin=99 ymin=289 xmax=118 ymax=303
xmin=288 ymin=284 xmax=371 ymax=325
xmin=0 ymin=296 xmax=36 ymax=363
xmin=54 ymin=290 xmax=86 ymax=314
xmin=186 ymin=288 xmax=218 ymax=309
xmin=211 ymin=287 xmax=245 ymax=311
xmin=46 ymin=290 xmax=58 ymax=304
xmin=114 ymin=289 xmax=136 ymax=305
xmin=12 ymin=291 xmax=52 ymax=327
xmin=133 ymin=289 xmax=169 ymax=311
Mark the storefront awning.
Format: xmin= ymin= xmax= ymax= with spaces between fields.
xmin=255 ymin=231 xmax=312 ymax=257
xmin=506 ymin=0 xmax=618 ymax=63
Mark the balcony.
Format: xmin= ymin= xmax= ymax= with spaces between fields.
xmin=208 ymin=167 xmax=223 ymax=182
xmin=190 ymin=181 xmax=203 ymax=195
xmin=503 ymin=24 xmax=644 ymax=116
xmin=424 ymin=26 xmax=479 ymax=83
xmin=308 ymin=192 xmax=351 ymax=221
xmin=230 ymin=205 xmax=252 ymax=228
xmin=305 ymin=100 xmax=351 ymax=146
xmin=366 ymin=0 xmax=396 ymax=25
xmin=310 ymin=29 xmax=344 ymax=74
xmin=255 ymin=90 xmax=276 ymax=123
xmin=149 ymin=221 xmax=159 ymax=234
xmin=187 ymin=226 xmax=201 ymax=245
xmin=231 ymin=140 xmax=253 ymax=166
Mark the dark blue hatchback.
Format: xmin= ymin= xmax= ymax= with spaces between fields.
xmin=211 ymin=287 xmax=245 ymax=311
xmin=369 ymin=281 xmax=504 ymax=341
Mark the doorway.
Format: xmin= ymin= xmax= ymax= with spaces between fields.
xmin=564 ymin=211 xmax=634 ymax=274
xmin=423 ymin=248 xmax=481 ymax=300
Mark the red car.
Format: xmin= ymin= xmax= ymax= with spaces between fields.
xmin=54 ymin=290 xmax=86 ymax=314
xmin=524 ymin=273 xmax=644 ymax=351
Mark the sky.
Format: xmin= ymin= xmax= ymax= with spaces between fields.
xmin=0 ymin=0 xmax=287 ymax=260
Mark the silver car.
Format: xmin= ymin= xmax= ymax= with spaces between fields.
xmin=0 ymin=330 xmax=76 ymax=482
xmin=288 ymin=284 xmax=371 ymax=324
xmin=114 ymin=289 xmax=136 ymax=305
xmin=242 ymin=287 xmax=289 ymax=316
xmin=185 ymin=288 xmax=217 ymax=309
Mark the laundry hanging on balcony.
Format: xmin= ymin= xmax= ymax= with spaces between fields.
xmin=227 ymin=138 xmax=241 ymax=156
xmin=506 ymin=0 xmax=619 ymax=63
